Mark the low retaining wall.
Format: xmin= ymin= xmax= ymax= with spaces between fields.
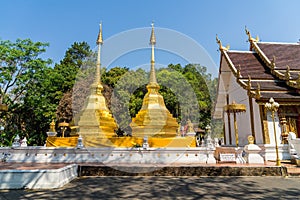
xmin=0 ymin=164 xmax=78 ymax=189
xmin=78 ymin=165 xmax=288 ymax=177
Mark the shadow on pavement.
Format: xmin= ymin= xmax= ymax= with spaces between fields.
xmin=0 ymin=176 xmax=299 ymax=199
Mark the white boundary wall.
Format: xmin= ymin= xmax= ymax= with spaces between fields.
xmin=1 ymin=147 xmax=211 ymax=164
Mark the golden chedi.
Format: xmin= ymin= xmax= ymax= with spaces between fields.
xmin=76 ymin=23 xmax=117 ymax=147
xmin=130 ymin=23 xmax=179 ymax=138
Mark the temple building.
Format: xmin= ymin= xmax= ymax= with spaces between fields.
xmin=130 ymin=23 xmax=179 ymax=138
xmin=214 ymin=28 xmax=300 ymax=147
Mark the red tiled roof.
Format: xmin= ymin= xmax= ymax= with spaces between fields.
xmin=225 ymin=49 xmax=300 ymax=101
xmin=227 ymin=51 xmax=274 ymax=79
xmin=257 ymin=43 xmax=300 ymax=70
xmin=247 ymin=80 xmax=290 ymax=91
xmin=260 ymin=92 xmax=300 ymax=101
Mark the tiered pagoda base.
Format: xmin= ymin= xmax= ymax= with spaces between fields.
xmin=131 ymin=109 xmax=179 ymax=138
xmin=130 ymin=83 xmax=179 ymax=138
xmin=46 ymin=136 xmax=196 ymax=148
xmin=77 ymin=108 xmax=118 ymax=147
xmin=75 ymin=83 xmax=118 ymax=147
xmin=46 ymin=136 xmax=79 ymax=147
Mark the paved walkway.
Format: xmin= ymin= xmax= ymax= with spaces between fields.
xmin=0 ymin=176 xmax=299 ymax=199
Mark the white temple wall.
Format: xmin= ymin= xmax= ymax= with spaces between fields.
xmin=266 ymin=110 xmax=282 ymax=145
xmin=222 ymin=76 xmax=263 ymax=146
xmin=218 ymin=59 xmax=264 ymax=146
xmin=227 ymin=77 xmax=250 ymax=146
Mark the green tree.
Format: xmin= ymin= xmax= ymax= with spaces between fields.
xmin=0 ymin=38 xmax=52 ymax=146
xmin=102 ymin=67 xmax=129 ymax=88
xmin=55 ymin=42 xmax=92 ymax=122
xmin=111 ymin=63 xmax=215 ymax=132
xmin=111 ymin=68 xmax=148 ymax=133
xmin=182 ymin=64 xmax=212 ymax=128
xmin=54 ymin=42 xmax=92 ymax=93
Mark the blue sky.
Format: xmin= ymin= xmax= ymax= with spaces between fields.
xmin=1 ymin=0 xmax=300 ymax=77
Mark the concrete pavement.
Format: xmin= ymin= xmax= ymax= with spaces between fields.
xmin=0 ymin=176 xmax=299 ymax=199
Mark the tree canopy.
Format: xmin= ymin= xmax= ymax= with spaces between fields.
xmin=0 ymin=39 xmax=52 ymax=145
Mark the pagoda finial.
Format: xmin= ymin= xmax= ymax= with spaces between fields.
xmin=96 ymin=22 xmax=103 ymax=45
xmin=149 ymin=22 xmax=157 ymax=84
xmin=150 ymin=21 xmax=156 ymax=45
xmin=95 ymin=22 xmax=103 ymax=87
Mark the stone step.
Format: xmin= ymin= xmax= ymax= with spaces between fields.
xmin=287 ymin=167 xmax=300 ymax=176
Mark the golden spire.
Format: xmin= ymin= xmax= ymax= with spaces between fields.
xmin=130 ymin=22 xmax=179 ymax=138
xmin=150 ymin=22 xmax=156 ymax=45
xmin=95 ymin=22 xmax=103 ymax=87
xmin=96 ymin=22 xmax=103 ymax=45
xmin=149 ymin=22 xmax=157 ymax=84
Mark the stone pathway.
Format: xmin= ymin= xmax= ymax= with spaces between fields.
xmin=0 ymin=176 xmax=299 ymax=199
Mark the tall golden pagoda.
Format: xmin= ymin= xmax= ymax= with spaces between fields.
xmin=76 ymin=23 xmax=117 ymax=147
xmin=130 ymin=23 xmax=179 ymax=138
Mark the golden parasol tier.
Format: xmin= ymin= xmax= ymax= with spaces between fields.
xmin=224 ymin=101 xmax=246 ymax=147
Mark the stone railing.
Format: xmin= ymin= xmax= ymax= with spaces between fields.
xmin=288 ymin=132 xmax=300 ymax=166
xmin=0 ymin=146 xmax=217 ymax=164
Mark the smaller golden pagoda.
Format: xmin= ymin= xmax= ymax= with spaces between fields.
xmin=130 ymin=23 xmax=179 ymax=138
xmin=75 ymin=23 xmax=117 ymax=147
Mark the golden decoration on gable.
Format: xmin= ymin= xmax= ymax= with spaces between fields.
xmin=247 ymin=75 xmax=252 ymax=92
xmin=296 ymin=73 xmax=300 ymax=88
xmin=245 ymin=27 xmax=259 ymax=43
xmin=255 ymin=83 xmax=261 ymax=99
xmin=270 ymin=55 xmax=276 ymax=72
xmin=216 ymin=34 xmax=230 ymax=51
xmin=236 ymin=65 xmax=242 ymax=79
xmin=247 ymin=75 xmax=257 ymax=98
xmin=285 ymin=65 xmax=290 ymax=80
